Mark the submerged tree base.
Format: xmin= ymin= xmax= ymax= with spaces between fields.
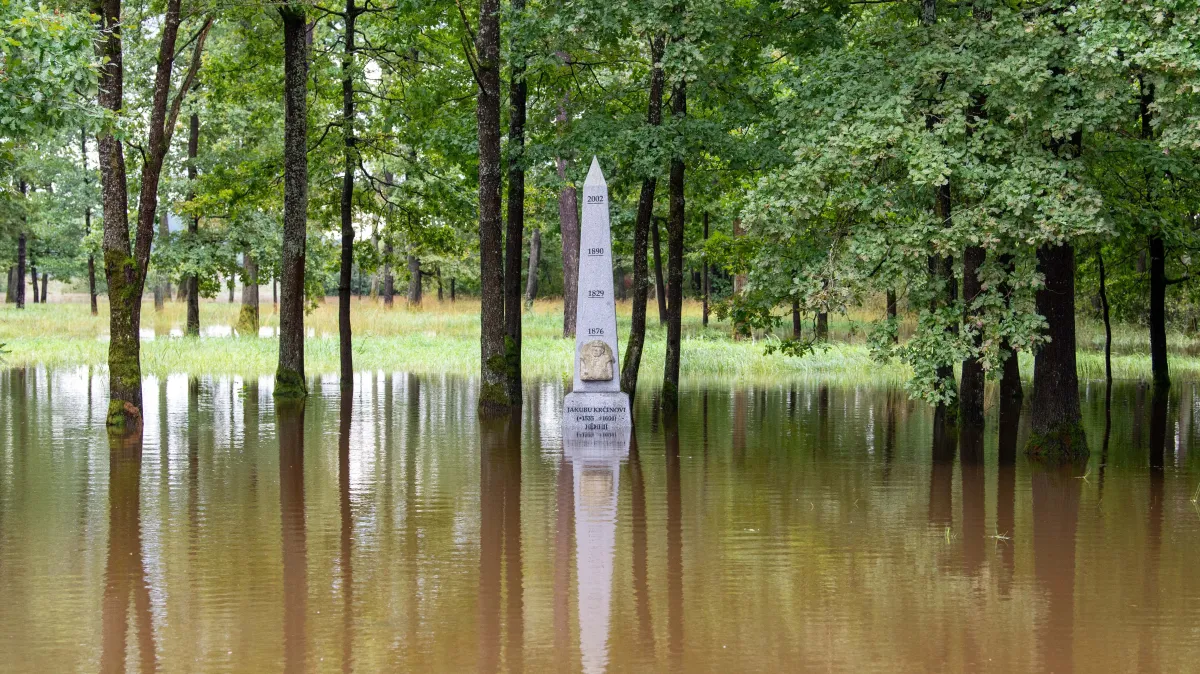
xmin=106 ymin=399 xmax=142 ymax=429
xmin=1024 ymin=422 xmax=1089 ymax=462
xmin=274 ymin=367 xmax=308 ymax=399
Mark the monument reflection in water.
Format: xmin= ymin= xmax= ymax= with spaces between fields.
xmin=563 ymin=425 xmax=630 ymax=674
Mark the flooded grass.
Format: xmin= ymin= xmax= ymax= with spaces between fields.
xmin=1 ymin=297 xmax=1197 ymax=384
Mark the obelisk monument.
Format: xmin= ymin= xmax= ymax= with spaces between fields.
xmin=563 ymin=157 xmax=633 ymax=436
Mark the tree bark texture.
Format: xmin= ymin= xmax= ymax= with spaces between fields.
xmin=30 ymin=264 xmax=39 ymax=304
xmin=652 ymin=216 xmax=667 ymax=326
xmin=999 ymin=252 xmax=1022 ymax=403
xmin=276 ymin=5 xmax=310 ymax=399
xmin=238 ymin=250 xmax=259 ymax=335
xmin=476 ymin=0 xmax=508 ymax=412
xmin=338 ymin=0 xmax=358 ymax=389
xmin=40 ymin=272 xmax=47 ymax=303
xmin=557 ymin=100 xmax=579 ymax=339
xmin=407 ymin=255 xmax=422 ymax=305
xmin=504 ymin=0 xmax=527 ymax=404
xmin=1027 ymin=243 xmax=1087 ymax=459
xmin=662 ymin=79 xmax=686 ymax=411
xmin=383 ymin=241 xmax=394 ymax=307
xmin=16 ymin=192 xmax=26 ymax=309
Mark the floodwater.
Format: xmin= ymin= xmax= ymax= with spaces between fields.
xmin=1 ymin=368 xmax=1199 ymax=673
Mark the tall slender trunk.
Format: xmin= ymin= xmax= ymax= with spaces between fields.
xmin=701 ymin=211 xmax=710 ymax=326
xmin=436 ymin=269 xmax=443 ymax=301
xmin=185 ymin=113 xmax=200 ymax=336
xmin=5 ymin=267 xmax=14 ymax=304
xmin=1098 ymin=250 xmax=1112 ymax=391
xmin=406 ymin=255 xmax=422 ymax=305
xmin=960 ymin=245 xmax=986 ymax=428
xmin=30 ymin=264 xmax=39 ymax=304
xmin=16 ymin=184 xmax=26 ymax=309
xmin=1027 ymin=243 xmax=1086 ymax=459
xmin=524 ymin=228 xmax=541 ymax=303
xmin=1149 ymin=234 xmax=1169 ymax=388
xmin=817 ymin=310 xmax=828 ymax=340
xmin=886 ymin=288 xmax=898 ymax=342
xmin=504 ymin=0 xmax=527 ymax=404
xmin=476 ymin=0 xmax=508 ymax=412
xmin=652 ymin=216 xmax=666 ymax=325
xmin=369 ymin=233 xmax=379 ymax=299
xmin=662 ymin=79 xmax=686 ymax=411
xmin=557 ymin=103 xmax=580 ymax=338
xmin=153 ymin=206 xmax=165 ymax=310
xmin=276 ymin=5 xmax=310 ymax=399
xmin=618 ymin=33 xmax=664 ymax=400
xmin=238 ymin=249 xmax=259 ymax=335
xmin=792 ymin=300 xmax=801 ymax=339
xmin=451 ymin=278 xmax=456 ymax=302
xmin=999 ymin=252 xmax=1022 ymax=402
xmin=81 ymin=130 xmax=98 ymax=315
xmin=338 ymin=0 xmax=358 ymax=389
xmin=383 ymin=241 xmax=394 ymax=306
xmin=40 ymin=272 xmax=47 ymax=303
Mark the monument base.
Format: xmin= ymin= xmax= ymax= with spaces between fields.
xmin=563 ymin=391 xmax=632 ymax=449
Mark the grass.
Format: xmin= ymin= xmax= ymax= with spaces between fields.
xmin=1 ymin=294 xmax=1197 ymax=386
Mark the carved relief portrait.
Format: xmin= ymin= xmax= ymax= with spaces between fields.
xmin=579 ymin=340 xmax=615 ymax=381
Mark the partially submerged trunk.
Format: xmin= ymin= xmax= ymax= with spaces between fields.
xmin=652 ymin=216 xmax=667 ymax=325
xmin=1026 ymin=243 xmax=1086 ymax=459
xmin=476 ymin=0 xmax=509 ymax=412
xmin=504 ymin=0 xmax=527 ymax=405
xmin=337 ymin=0 xmax=358 ymax=389
xmin=95 ymin=0 xmax=211 ymax=427
xmin=1097 ymin=250 xmax=1112 ymax=391
xmin=276 ymin=5 xmax=310 ymax=399
xmin=238 ymin=249 xmax=259 ymax=335
xmin=662 ymin=79 xmax=686 ymax=412
xmin=1149 ymin=234 xmax=1169 ymax=389
xmin=524 ymin=228 xmax=541 ymax=303
xmin=620 ymin=33 xmax=665 ymax=400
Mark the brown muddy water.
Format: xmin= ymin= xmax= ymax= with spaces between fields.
xmin=0 ymin=367 xmax=1198 ymax=673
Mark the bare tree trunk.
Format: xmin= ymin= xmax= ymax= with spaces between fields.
xmin=524 ymin=228 xmax=541 ymax=303
xmin=663 ymin=79 xmax=686 ymax=412
xmin=451 ymin=278 xmax=456 ymax=302
xmin=437 ymin=269 xmax=444 ymax=302
xmin=792 ymin=300 xmax=801 ymax=338
xmin=185 ymin=113 xmax=200 ymax=336
xmin=338 ymin=0 xmax=358 ymax=389
xmin=1027 ymin=243 xmax=1086 ymax=459
xmin=276 ymin=4 xmax=310 ymax=399
xmin=998 ymin=253 xmax=1022 ymax=403
xmin=1098 ymin=250 xmax=1112 ymax=391
xmin=504 ymin=0 xmax=528 ymax=404
xmin=40 ymin=272 xmax=47 ymax=303
xmin=817 ymin=310 xmax=828 ymax=340
xmin=5 ymin=267 xmax=14 ymax=304
xmin=960 ymin=245 xmax=987 ymax=429
xmin=652 ymin=216 xmax=666 ymax=325
xmin=238 ymin=249 xmax=259 ymax=335
xmin=886 ymin=288 xmax=897 ymax=342
xmin=15 ymin=186 xmax=25 ymax=309
xmin=407 ymin=255 xmax=422 ymax=305
xmin=30 ymin=264 xmax=39 ymax=304
xmin=476 ymin=0 xmax=508 ymax=412
xmin=557 ymin=99 xmax=580 ymax=339
xmin=369 ymin=233 xmax=379 ymax=299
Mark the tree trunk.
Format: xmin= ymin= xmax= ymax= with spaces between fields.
xmin=792 ymin=299 xmax=801 ymax=339
xmin=383 ymin=241 xmax=394 ymax=307
xmin=238 ymin=249 xmax=259 ymax=335
xmin=556 ymin=97 xmax=580 ymax=339
xmin=276 ymin=5 xmax=310 ymax=399
xmin=16 ymin=201 xmax=25 ymax=309
xmin=407 ymin=255 xmax=422 ymax=305
xmin=652 ymin=216 xmax=667 ymax=325
xmin=929 ymin=182 xmax=958 ymax=429
xmin=1098 ymin=250 xmax=1112 ymax=391
xmin=620 ymin=36 xmax=665 ymax=400
xmin=437 ymin=269 xmax=443 ymax=302
xmin=154 ymin=203 xmax=169 ymax=311
xmin=30 ymin=264 xmax=39 ymax=304
xmin=504 ymin=0 xmax=527 ymax=404
xmin=524 ymin=228 xmax=541 ymax=303
xmin=959 ymin=245 xmax=986 ymax=429
xmin=1149 ymin=234 xmax=1169 ymax=389
xmin=81 ymin=130 xmax=98 ymax=315
xmin=817 ymin=311 xmax=828 ymax=340
xmin=451 ymin=278 xmax=456 ymax=302
xmin=40 ymin=272 xmax=47 ymax=303
xmin=5 ymin=267 xmax=14 ymax=304
xmin=369 ymin=233 xmax=379 ymax=299
xmin=185 ymin=113 xmax=200 ymax=336
xmin=886 ymin=288 xmax=897 ymax=342
xmin=1027 ymin=243 xmax=1086 ymax=459
xmin=998 ymin=252 xmax=1022 ymax=403
xmin=476 ymin=0 xmax=508 ymax=412
xmin=702 ymin=211 xmax=709 ymax=327
xmin=662 ymin=79 xmax=686 ymax=412
xmin=338 ymin=0 xmax=358 ymax=389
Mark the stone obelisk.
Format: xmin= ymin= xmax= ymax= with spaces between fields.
xmin=563 ymin=157 xmax=633 ymax=436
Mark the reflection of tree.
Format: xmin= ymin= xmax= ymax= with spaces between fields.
xmin=1032 ymin=465 xmax=1081 ymax=674
xmin=928 ymin=425 xmax=955 ymax=530
xmin=666 ymin=418 xmax=683 ymax=669
xmin=996 ymin=398 xmax=1020 ymax=596
xmin=1141 ymin=386 xmax=1168 ymax=672
xmin=100 ymin=430 xmax=157 ymax=674
xmin=277 ymin=402 xmax=307 ymax=674
xmin=959 ymin=426 xmax=985 ymax=575
xmin=629 ymin=434 xmax=655 ymax=658
xmin=338 ymin=390 xmax=354 ymax=673
xmin=553 ymin=454 xmax=574 ymax=671
xmin=478 ymin=413 xmax=522 ymax=674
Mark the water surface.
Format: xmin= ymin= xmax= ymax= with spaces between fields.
xmin=0 ymin=368 xmax=1197 ymax=672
